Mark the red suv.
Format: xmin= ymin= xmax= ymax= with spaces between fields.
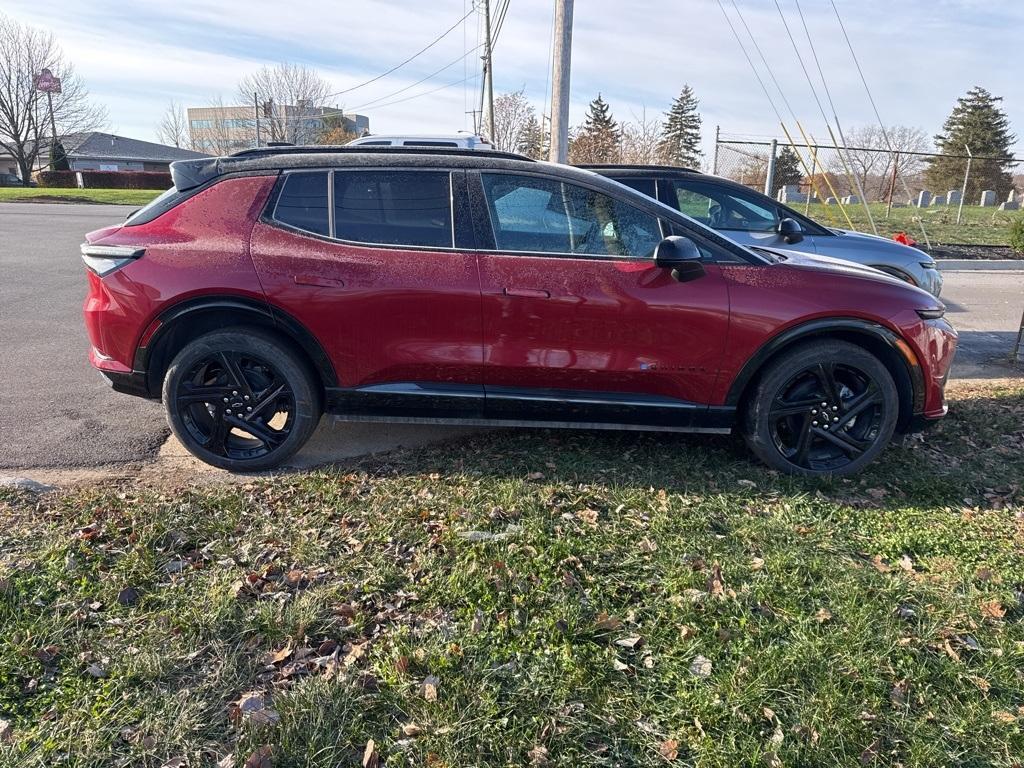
xmin=81 ymin=147 xmax=956 ymax=476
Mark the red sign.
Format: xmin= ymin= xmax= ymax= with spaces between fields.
xmin=34 ymin=69 xmax=62 ymax=94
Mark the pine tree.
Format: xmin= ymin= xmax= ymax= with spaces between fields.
xmin=518 ymin=115 xmax=547 ymax=160
xmin=774 ymin=146 xmax=803 ymax=191
xmin=568 ymin=94 xmax=620 ymax=163
xmin=658 ymin=86 xmax=703 ymax=168
xmin=925 ymin=86 xmax=1016 ymax=201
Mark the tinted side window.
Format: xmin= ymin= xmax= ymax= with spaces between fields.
xmin=481 ymin=174 xmax=662 ymax=258
xmin=274 ymin=172 xmax=329 ymax=236
xmin=671 ymin=180 xmax=779 ymax=232
xmin=613 ymin=176 xmax=656 ymax=199
xmin=333 ymin=170 xmax=452 ymax=248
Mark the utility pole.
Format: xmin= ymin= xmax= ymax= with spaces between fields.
xmin=482 ymin=0 xmax=496 ymax=141
xmin=253 ymin=91 xmax=261 ymax=148
xmin=956 ymin=145 xmax=972 ymax=226
xmin=763 ymin=139 xmax=778 ymax=197
xmin=548 ymin=0 xmax=574 ymax=164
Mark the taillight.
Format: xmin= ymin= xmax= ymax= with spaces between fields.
xmin=80 ymin=244 xmax=145 ymax=277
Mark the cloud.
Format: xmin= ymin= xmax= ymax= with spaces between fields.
xmin=1 ymin=0 xmax=1020 ymax=161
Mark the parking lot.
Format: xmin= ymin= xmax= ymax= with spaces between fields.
xmin=1 ymin=201 xmax=1022 ymax=472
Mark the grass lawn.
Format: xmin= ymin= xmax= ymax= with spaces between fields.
xmin=0 ymin=187 xmax=164 ymax=206
xmin=800 ymin=201 xmax=1021 ymax=246
xmin=2 ymin=380 xmax=1023 ymax=767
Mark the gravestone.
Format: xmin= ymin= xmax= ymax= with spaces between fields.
xmin=1008 ymin=190 xmax=1019 ymax=203
xmin=841 ymin=195 xmax=860 ymax=205
xmin=825 ymin=196 xmax=838 ymax=205
xmin=777 ymin=185 xmax=807 ymax=204
xmin=931 ymin=195 xmax=947 ymax=206
xmin=999 ymin=201 xmax=1020 ymax=211
xmin=946 ymin=190 xmax=962 ymax=206
xmin=980 ymin=190 xmax=997 ymax=207
xmin=916 ymin=190 xmax=932 ymax=207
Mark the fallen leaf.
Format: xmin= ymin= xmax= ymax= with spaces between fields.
xmin=85 ymin=663 xmax=106 ymax=678
xmin=243 ymin=745 xmax=273 ymax=768
xmin=117 ymin=587 xmax=140 ymax=606
xmin=162 ymin=559 xmax=187 ymax=574
xmin=898 ymin=555 xmax=915 ymax=572
xmin=980 ymin=600 xmax=1006 ymax=620
xmin=611 ymin=658 xmax=630 ymax=672
xmin=528 ymin=744 xmax=550 ymax=766
xmin=679 ymin=625 xmax=696 ymax=640
xmin=689 ymin=655 xmax=712 ymax=678
xmin=737 ymin=479 xmax=757 ymax=489
xmin=594 ymin=612 xmax=622 ymax=631
xmin=615 ymin=635 xmax=644 ymax=650
xmin=421 ymin=674 xmax=439 ymax=702
xmin=362 ymin=739 xmax=379 ymax=768
xmin=890 ymin=679 xmax=909 ymax=707
xmin=401 ymin=722 xmax=423 ymax=737
xmin=992 ymin=710 xmax=1017 ymax=725
xmin=707 ymin=563 xmax=724 ymax=598
xmin=160 ymin=759 xmax=187 ymax=768
xmin=969 ymin=675 xmax=991 ymax=693
xmin=217 ymin=756 xmax=234 ymax=768
xmin=659 ymin=738 xmax=679 ymax=760
xmin=814 ymin=608 xmax=833 ymax=623
xmin=263 ymin=645 xmax=292 ymax=665
xmin=750 ymin=556 xmax=765 ymax=571
xmin=764 ymin=753 xmax=782 ymax=768
xmin=871 ymin=555 xmax=891 ymax=573
xmin=576 ymin=509 xmax=599 ymax=527
xmin=0 ymin=719 xmax=12 ymax=743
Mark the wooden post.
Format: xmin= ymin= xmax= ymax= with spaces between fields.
xmin=548 ymin=0 xmax=574 ymax=164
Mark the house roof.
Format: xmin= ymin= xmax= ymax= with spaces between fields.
xmin=64 ymin=132 xmax=210 ymax=163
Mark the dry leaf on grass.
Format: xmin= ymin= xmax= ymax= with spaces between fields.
xmin=859 ymin=737 xmax=882 ymax=765
xmin=707 ymin=563 xmax=724 ymax=598
xmin=421 ymin=674 xmax=439 ymax=702
xmin=362 ymin=739 xmax=379 ymax=768
xmin=814 ymin=608 xmax=833 ymax=623
xmin=689 ymin=655 xmax=712 ymax=678
xmin=528 ymin=744 xmax=550 ymax=766
xmin=980 ymin=600 xmax=1006 ymax=620
xmin=243 ymin=745 xmax=273 ymax=768
xmin=659 ymin=739 xmax=679 ymax=760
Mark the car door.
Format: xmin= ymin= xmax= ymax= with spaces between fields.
xmin=249 ymin=167 xmax=484 ymax=416
xmin=472 ymin=171 xmax=732 ymax=428
xmin=663 ymin=178 xmax=820 ymax=254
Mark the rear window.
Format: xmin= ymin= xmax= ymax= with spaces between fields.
xmin=124 ymin=186 xmax=184 ymax=226
xmin=333 ymin=170 xmax=452 ymax=248
xmin=613 ymin=176 xmax=656 ymax=199
xmin=273 ymin=172 xmax=329 ymax=236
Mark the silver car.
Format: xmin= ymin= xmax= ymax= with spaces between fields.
xmin=589 ymin=165 xmax=942 ymax=296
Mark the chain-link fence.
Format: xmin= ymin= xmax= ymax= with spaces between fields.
xmin=712 ymin=131 xmax=1022 ymax=245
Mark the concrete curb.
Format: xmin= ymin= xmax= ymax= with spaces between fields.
xmin=937 ymin=260 xmax=1024 ymax=271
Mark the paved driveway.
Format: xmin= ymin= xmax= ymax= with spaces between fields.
xmin=0 ymin=201 xmax=1020 ymax=471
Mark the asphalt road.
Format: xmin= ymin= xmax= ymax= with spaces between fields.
xmin=1 ymin=201 xmax=1021 ymax=470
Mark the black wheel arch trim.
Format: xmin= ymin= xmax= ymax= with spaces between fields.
xmin=725 ymin=317 xmax=925 ymax=419
xmin=134 ymin=295 xmax=338 ymax=397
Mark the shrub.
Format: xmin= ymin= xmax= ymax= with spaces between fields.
xmin=35 ymin=169 xmax=172 ymax=190
xmin=1011 ymin=217 xmax=1024 ymax=255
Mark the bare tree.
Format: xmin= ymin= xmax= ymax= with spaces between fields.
xmin=237 ymin=63 xmax=332 ymax=145
xmin=0 ymin=14 xmax=106 ymax=181
xmin=491 ymin=89 xmax=536 ymax=153
xmin=620 ymin=109 xmax=662 ymax=164
xmin=832 ymin=125 xmax=930 ymax=201
xmin=155 ymin=101 xmax=188 ymax=148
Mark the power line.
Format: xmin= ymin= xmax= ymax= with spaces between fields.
xmin=323 ymin=4 xmax=479 ymax=100
xmin=714 ymin=0 xmax=784 ymax=124
xmin=360 ymin=73 xmax=477 ymax=112
xmin=350 ymin=43 xmax=484 ymax=112
xmin=729 ymin=0 xmax=798 ymax=124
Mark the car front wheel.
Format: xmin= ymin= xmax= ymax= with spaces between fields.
xmin=162 ymin=328 xmax=321 ymax=471
xmin=743 ymin=340 xmax=899 ymax=476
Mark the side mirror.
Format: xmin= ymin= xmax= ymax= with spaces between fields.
xmin=778 ymin=217 xmax=804 ymax=244
xmin=654 ymin=235 xmax=705 ymax=282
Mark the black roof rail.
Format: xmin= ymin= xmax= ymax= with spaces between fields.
xmin=228 ymin=144 xmax=535 ymax=162
xmin=579 ymin=163 xmax=702 ymax=174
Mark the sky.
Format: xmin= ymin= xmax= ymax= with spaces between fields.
xmin=2 ymin=0 xmax=1022 ymax=165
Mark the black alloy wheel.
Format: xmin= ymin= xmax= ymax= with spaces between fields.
xmin=744 ymin=340 xmax=899 ymax=476
xmin=163 ymin=329 xmax=320 ymax=471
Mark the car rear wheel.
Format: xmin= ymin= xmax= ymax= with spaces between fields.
xmin=742 ymin=340 xmax=899 ymax=476
xmin=162 ymin=328 xmax=321 ymax=471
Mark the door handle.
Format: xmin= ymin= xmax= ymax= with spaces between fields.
xmin=503 ymin=287 xmax=551 ymax=299
xmin=294 ymin=275 xmax=345 ymax=288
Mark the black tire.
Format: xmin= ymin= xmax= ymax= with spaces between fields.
xmin=742 ymin=340 xmax=899 ymax=477
xmin=162 ymin=327 xmax=321 ymax=471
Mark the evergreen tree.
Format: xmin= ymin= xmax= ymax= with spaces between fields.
xmin=568 ymin=94 xmax=620 ymax=163
xmin=926 ymin=86 xmax=1016 ymax=201
xmin=518 ymin=114 xmax=547 ymax=160
xmin=774 ymin=146 xmax=803 ymax=191
xmin=658 ymin=86 xmax=703 ymax=168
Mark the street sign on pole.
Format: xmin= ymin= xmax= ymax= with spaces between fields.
xmin=34 ymin=68 xmax=62 ymax=94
